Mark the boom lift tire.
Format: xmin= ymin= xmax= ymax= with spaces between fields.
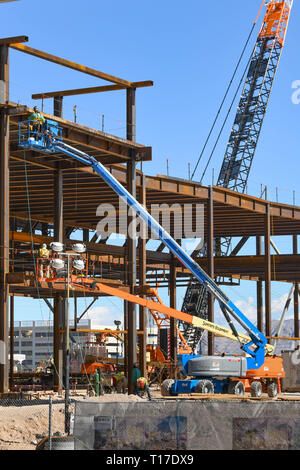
xmin=228 ymin=380 xmax=245 ymax=396
xmin=250 ymin=380 xmax=262 ymax=398
xmin=161 ymin=379 xmax=175 ymax=397
xmin=267 ymin=381 xmax=278 ymax=398
xmin=195 ymin=379 xmax=214 ymax=394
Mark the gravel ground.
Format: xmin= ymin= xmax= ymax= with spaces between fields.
xmin=0 ymin=392 xmax=146 ymax=450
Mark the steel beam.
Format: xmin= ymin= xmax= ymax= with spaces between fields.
xmin=293 ymin=235 xmax=299 ymax=338
xmin=264 ymin=204 xmax=271 ymax=338
xmin=207 ymin=186 xmax=214 ymax=355
xmin=11 ymin=43 xmax=133 ymax=87
xmin=169 ymin=254 xmax=177 ymax=375
xmin=53 ymin=96 xmax=63 ymax=118
xmin=0 ymin=36 xmax=28 ymax=46
xmin=53 ymin=294 xmax=63 ymax=392
xmin=32 ymin=81 xmax=153 ymax=100
xmin=53 ymin=166 xmax=64 ymax=243
xmin=0 ymin=44 xmax=9 ymax=393
xmin=126 ymin=87 xmax=136 ymax=142
xmin=53 ymin=166 xmax=64 ymax=391
xmin=126 ymin=87 xmax=137 ymax=394
xmin=9 ymin=295 xmax=14 ymax=391
xmin=138 ymin=175 xmax=147 ymax=377
xmin=256 ymin=236 xmax=263 ymax=332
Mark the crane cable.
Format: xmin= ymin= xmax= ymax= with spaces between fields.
xmin=199 ymin=50 xmax=253 ymax=184
xmin=191 ymin=0 xmax=265 ymax=181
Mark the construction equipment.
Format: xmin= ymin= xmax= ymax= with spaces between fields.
xmin=19 ymin=120 xmax=285 ymax=396
xmin=181 ymin=0 xmax=294 ymax=353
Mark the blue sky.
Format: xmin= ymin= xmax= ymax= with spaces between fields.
xmin=2 ymin=0 xmax=299 ymax=327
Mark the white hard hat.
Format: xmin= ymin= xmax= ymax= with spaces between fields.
xmin=72 ymin=243 xmax=86 ymax=253
xmin=73 ymin=259 xmax=85 ymax=271
xmin=50 ymin=242 xmax=64 ymax=252
xmin=51 ymin=259 xmax=65 ymax=270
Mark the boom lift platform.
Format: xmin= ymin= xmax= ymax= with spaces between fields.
xmin=19 ymin=120 xmax=284 ymax=397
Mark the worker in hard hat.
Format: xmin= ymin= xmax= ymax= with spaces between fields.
xmin=113 ymin=371 xmax=127 ymax=394
xmin=38 ymin=243 xmax=51 ymax=279
xmin=132 ymin=363 xmax=152 ymax=400
xmin=28 ymin=106 xmax=46 ymax=140
xmin=136 ymin=376 xmax=152 ymax=401
xmin=132 ymin=362 xmax=141 ymax=395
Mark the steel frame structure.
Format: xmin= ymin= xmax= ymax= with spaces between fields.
xmin=0 ymin=30 xmax=299 ymax=394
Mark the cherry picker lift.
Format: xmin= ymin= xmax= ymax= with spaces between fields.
xmin=18 ymin=120 xmax=285 ymax=397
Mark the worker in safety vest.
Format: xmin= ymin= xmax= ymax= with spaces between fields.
xmin=136 ymin=376 xmax=152 ymax=401
xmin=38 ymin=243 xmax=51 ymax=279
xmin=132 ymin=362 xmax=141 ymax=395
xmin=113 ymin=372 xmax=127 ymax=394
xmin=28 ymin=106 xmax=46 ymax=139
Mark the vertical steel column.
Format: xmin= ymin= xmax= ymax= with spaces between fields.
xmin=83 ymin=228 xmax=89 ymax=243
xmin=264 ymin=204 xmax=271 ymax=338
xmin=126 ymin=87 xmax=136 ymax=142
xmin=126 ymin=87 xmax=137 ymax=394
xmin=9 ymin=295 xmax=14 ymax=391
xmin=138 ymin=175 xmax=147 ymax=377
xmin=169 ymin=255 xmax=177 ymax=376
xmin=207 ymin=186 xmax=214 ymax=355
xmin=53 ymin=294 xmax=62 ymax=392
xmin=0 ymin=44 xmax=9 ymax=393
xmin=54 ymin=96 xmax=63 ymax=118
xmin=256 ymin=236 xmax=263 ymax=332
xmin=53 ymin=166 xmax=64 ymax=391
xmin=293 ymin=235 xmax=299 ymax=339
xmin=54 ymin=166 xmax=64 ymax=242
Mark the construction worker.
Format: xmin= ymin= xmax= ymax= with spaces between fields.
xmin=38 ymin=243 xmax=51 ymax=279
xmin=28 ymin=106 xmax=46 ymax=139
xmin=113 ymin=371 xmax=127 ymax=394
xmin=136 ymin=376 xmax=152 ymax=401
xmin=93 ymin=367 xmax=104 ymax=396
xmin=132 ymin=362 xmax=141 ymax=395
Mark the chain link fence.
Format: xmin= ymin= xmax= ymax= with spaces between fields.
xmin=0 ymin=394 xmax=75 ymax=450
xmin=2 ymin=396 xmax=300 ymax=450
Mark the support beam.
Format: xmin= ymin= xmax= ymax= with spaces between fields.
xmin=0 ymin=44 xmax=9 ymax=393
xmin=11 ymin=43 xmax=133 ymax=87
xmin=53 ymin=166 xmax=64 ymax=243
xmin=32 ymin=81 xmax=153 ymax=100
xmin=53 ymin=166 xmax=64 ymax=391
xmin=53 ymin=95 xmax=63 ymax=118
xmin=0 ymin=36 xmax=28 ymax=46
xmin=265 ymin=204 xmax=272 ymax=338
xmin=43 ymin=298 xmax=54 ymax=313
xmin=76 ymin=297 xmax=97 ymax=323
xmin=293 ymin=235 xmax=299 ymax=339
xmin=256 ymin=236 xmax=263 ymax=332
xmin=230 ymin=236 xmax=249 ymax=257
xmin=9 ymin=295 xmax=14 ymax=391
xmin=126 ymin=87 xmax=136 ymax=142
xmin=169 ymin=254 xmax=177 ymax=375
xmin=53 ymin=295 xmax=63 ymax=392
xmin=207 ymin=186 xmax=214 ymax=355
xmin=138 ymin=176 xmax=147 ymax=377
xmin=126 ymin=87 xmax=137 ymax=394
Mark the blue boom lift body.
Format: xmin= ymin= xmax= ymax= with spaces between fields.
xmin=19 ymin=120 xmax=274 ymax=395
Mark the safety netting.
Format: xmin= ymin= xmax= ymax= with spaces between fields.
xmin=74 ymin=399 xmax=300 ymax=450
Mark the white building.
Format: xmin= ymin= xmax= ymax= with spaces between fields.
xmin=12 ymin=319 xmax=93 ymax=370
xmin=11 ymin=319 xmax=158 ymax=370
